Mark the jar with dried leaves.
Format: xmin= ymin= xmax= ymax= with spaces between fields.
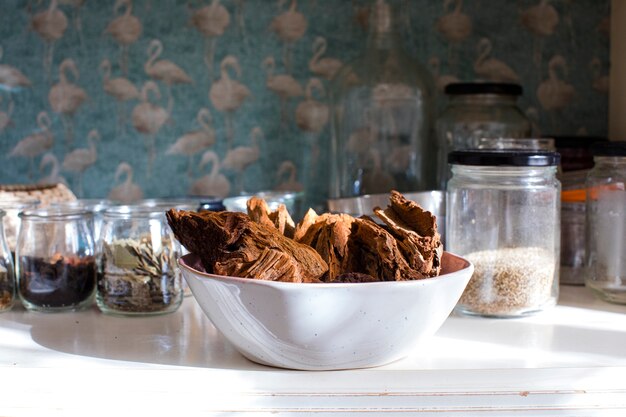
xmin=96 ymin=205 xmax=183 ymax=316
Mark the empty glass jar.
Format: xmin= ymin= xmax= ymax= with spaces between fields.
xmin=96 ymin=205 xmax=183 ymax=315
xmin=16 ymin=208 xmax=96 ymax=312
xmin=446 ymin=150 xmax=561 ymax=317
xmin=330 ymin=0 xmax=436 ymax=198
xmin=585 ymin=141 xmax=626 ymax=304
xmin=0 ymin=210 xmax=16 ymax=312
xmin=436 ymin=83 xmax=531 ymax=189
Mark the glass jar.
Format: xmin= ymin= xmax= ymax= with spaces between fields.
xmin=0 ymin=210 xmax=16 ymax=312
xmin=0 ymin=197 xmax=41 ymax=256
xmin=585 ymin=141 xmax=626 ymax=304
xmin=446 ymin=150 xmax=561 ymax=317
xmin=330 ymin=0 xmax=436 ymax=199
xmin=16 ymin=208 xmax=96 ymax=312
xmin=97 ymin=205 xmax=183 ymax=315
xmin=436 ymin=83 xmax=531 ymax=189
xmin=551 ymin=136 xmax=608 ymax=285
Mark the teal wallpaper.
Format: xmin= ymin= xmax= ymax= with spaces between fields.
xmin=0 ymin=0 xmax=610 ymax=209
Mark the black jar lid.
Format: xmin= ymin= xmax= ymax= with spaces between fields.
xmin=444 ymin=82 xmax=523 ymax=96
xmin=448 ymin=150 xmax=560 ymax=166
xmin=591 ymin=141 xmax=626 ymax=157
xmin=550 ymin=136 xmax=608 ymax=149
xmin=198 ymin=198 xmax=225 ymax=212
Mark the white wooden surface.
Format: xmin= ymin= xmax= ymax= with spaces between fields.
xmin=1 ymin=285 xmax=625 ymax=416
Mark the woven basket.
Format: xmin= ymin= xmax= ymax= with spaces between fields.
xmin=0 ymin=183 xmax=77 ymax=207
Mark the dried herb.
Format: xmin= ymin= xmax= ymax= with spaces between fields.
xmin=97 ymin=237 xmax=181 ymax=313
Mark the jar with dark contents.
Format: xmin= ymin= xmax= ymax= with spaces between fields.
xmin=16 ymin=208 xmax=96 ymax=312
xmin=96 ymin=205 xmax=183 ymax=316
xmin=0 ymin=210 xmax=16 ymax=312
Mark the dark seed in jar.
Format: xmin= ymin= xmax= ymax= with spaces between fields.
xmin=19 ymin=254 xmax=96 ymax=308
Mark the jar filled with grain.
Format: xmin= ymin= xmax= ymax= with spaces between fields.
xmin=585 ymin=141 xmax=626 ymax=304
xmin=446 ymin=150 xmax=561 ymax=317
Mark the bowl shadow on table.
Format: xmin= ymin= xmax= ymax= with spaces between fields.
xmin=6 ymin=301 xmax=273 ymax=370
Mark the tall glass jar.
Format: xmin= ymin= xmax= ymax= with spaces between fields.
xmin=16 ymin=208 xmax=96 ymax=312
xmin=436 ymin=83 xmax=531 ymax=189
xmin=0 ymin=210 xmax=16 ymax=312
xmin=446 ymin=150 xmax=561 ymax=317
xmin=96 ymin=205 xmax=183 ymax=315
xmin=555 ymin=136 xmax=608 ymax=285
xmin=329 ymin=0 xmax=436 ymax=199
xmin=585 ymin=141 xmax=626 ymax=304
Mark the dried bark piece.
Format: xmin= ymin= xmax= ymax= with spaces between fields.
xmin=373 ymin=190 xmax=442 ymax=277
xmin=345 ymin=217 xmax=424 ymax=281
xmin=295 ymin=212 xmax=355 ymax=282
xmin=294 ymin=208 xmax=319 ymax=241
xmin=166 ymin=209 xmax=328 ymax=283
xmin=247 ymin=197 xmax=296 ymax=238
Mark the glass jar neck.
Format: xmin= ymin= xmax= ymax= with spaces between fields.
xmin=593 ymin=156 xmax=626 ymax=168
xmin=366 ymin=0 xmax=402 ymax=49
xmin=20 ymin=209 xmax=93 ymax=222
xmin=451 ymin=164 xmax=557 ymax=183
xmin=448 ymin=94 xmax=519 ymax=106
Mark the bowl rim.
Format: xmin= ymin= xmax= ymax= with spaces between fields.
xmin=178 ymin=251 xmax=472 ymax=290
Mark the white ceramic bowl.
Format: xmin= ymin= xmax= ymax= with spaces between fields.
xmin=179 ymin=252 xmax=473 ymax=371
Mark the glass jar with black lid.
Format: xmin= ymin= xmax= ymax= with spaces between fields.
xmin=446 ymin=150 xmax=561 ymax=317
xmin=436 ymin=83 xmax=531 ymax=189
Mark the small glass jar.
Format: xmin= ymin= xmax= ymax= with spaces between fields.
xmin=548 ymin=137 xmax=609 ymax=285
xmin=585 ymin=141 xmax=626 ymax=304
xmin=97 ymin=205 xmax=183 ymax=315
xmin=0 ymin=197 xmax=41 ymax=256
xmin=16 ymin=208 xmax=96 ymax=312
xmin=436 ymin=83 xmax=531 ymax=189
xmin=0 ymin=210 xmax=16 ymax=312
xmin=446 ymin=150 xmax=561 ymax=317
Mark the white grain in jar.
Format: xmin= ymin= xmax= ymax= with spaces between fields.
xmin=446 ymin=150 xmax=561 ymax=317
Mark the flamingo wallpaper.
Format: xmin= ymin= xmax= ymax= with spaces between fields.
xmin=0 ymin=0 xmax=610 ymax=211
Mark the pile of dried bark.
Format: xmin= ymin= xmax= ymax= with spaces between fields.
xmin=166 ymin=191 xmax=442 ymax=283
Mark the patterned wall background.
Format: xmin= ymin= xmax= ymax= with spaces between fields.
xmin=0 ymin=0 xmax=610 ymax=210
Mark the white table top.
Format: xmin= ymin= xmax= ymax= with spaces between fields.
xmin=1 ymin=285 xmax=625 ymax=416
